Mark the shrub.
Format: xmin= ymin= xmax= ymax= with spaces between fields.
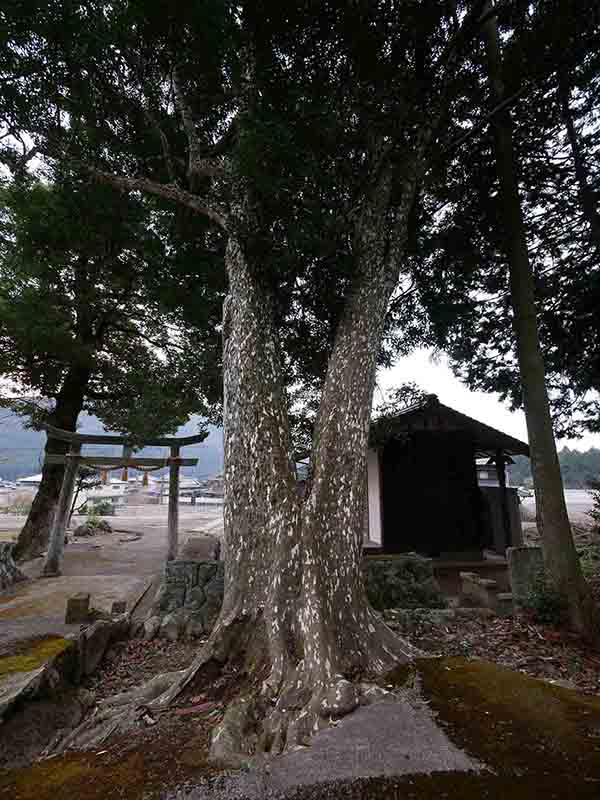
xmin=82 ymin=499 xmax=114 ymax=516
xmin=364 ymin=556 xmax=447 ymax=611
xmin=522 ymin=574 xmax=567 ymax=626
xmin=91 ymin=499 xmax=114 ymax=516
xmin=587 ymin=480 xmax=600 ymax=532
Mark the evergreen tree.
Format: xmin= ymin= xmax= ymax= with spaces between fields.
xmin=0 ymin=171 xmax=223 ymax=558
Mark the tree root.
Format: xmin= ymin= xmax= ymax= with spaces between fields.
xmin=50 ymin=612 xmax=421 ymax=763
xmin=49 ymin=670 xmax=186 ymax=755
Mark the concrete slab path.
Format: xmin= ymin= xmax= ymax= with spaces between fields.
xmin=166 ymin=697 xmax=482 ymax=799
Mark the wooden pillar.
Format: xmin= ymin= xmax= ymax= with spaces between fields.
xmin=121 ymin=444 xmax=132 ymax=482
xmin=167 ymin=445 xmax=180 ymax=561
xmin=495 ymin=450 xmax=513 ymax=550
xmin=143 ymin=471 xmax=149 ymax=488
xmin=43 ymin=444 xmax=82 ymax=577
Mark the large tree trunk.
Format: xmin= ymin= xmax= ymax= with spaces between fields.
xmin=14 ymin=366 xmax=91 ymax=561
xmin=158 ymin=192 xmax=418 ymax=753
xmin=482 ymin=7 xmax=595 ymax=635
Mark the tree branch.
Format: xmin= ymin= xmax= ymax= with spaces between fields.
xmin=173 ymin=66 xmax=226 ymax=181
xmin=88 ymin=168 xmax=228 ymax=229
xmin=142 ymin=103 xmax=178 ymax=185
xmin=447 ymin=83 xmax=529 ymax=152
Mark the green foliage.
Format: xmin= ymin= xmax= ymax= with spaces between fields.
xmin=1 ymin=499 xmax=32 ymax=516
xmin=0 ymin=172 xmax=223 ymax=442
xmin=522 ymin=575 xmax=567 ymax=627
xmin=84 ymin=500 xmax=114 ymax=517
xmin=85 ymin=511 xmax=101 ymax=529
xmin=587 ymin=480 xmax=600 ymax=532
xmin=364 ymin=557 xmax=447 ymax=612
xmin=510 ymin=449 xmax=600 ymax=489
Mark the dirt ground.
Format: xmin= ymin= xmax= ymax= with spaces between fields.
xmin=0 ymin=505 xmax=224 ymax=651
xmin=3 ymin=505 xmax=600 ymax=798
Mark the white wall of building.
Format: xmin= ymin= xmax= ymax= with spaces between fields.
xmin=366 ymin=449 xmax=382 ymax=545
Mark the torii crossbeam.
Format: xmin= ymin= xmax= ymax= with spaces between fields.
xmin=41 ymin=424 xmax=206 ymax=577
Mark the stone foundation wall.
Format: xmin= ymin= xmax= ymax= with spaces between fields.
xmin=142 ymin=560 xmax=225 ymax=641
xmin=363 ymin=555 xmax=446 ymax=611
xmin=141 ymin=554 xmax=445 ymax=641
xmin=0 ymin=543 xmax=27 ymax=592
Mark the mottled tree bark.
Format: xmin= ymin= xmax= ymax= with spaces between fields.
xmin=158 ymin=191 xmax=418 ymax=750
xmin=483 ymin=6 xmax=595 ymax=635
xmin=14 ymin=366 xmax=91 ymax=561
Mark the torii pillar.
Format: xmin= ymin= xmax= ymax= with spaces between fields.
xmin=43 ymin=444 xmax=82 ymax=577
xmin=167 ymin=445 xmax=181 ymax=561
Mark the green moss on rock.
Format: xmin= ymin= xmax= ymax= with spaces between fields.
xmin=0 ymin=637 xmax=72 ymax=679
xmin=417 ymin=656 xmax=600 ymax=780
xmin=0 ymin=752 xmax=146 ymax=800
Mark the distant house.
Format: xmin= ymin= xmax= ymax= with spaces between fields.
xmin=476 ymin=459 xmax=511 ymax=487
xmin=16 ymin=473 xmax=43 ymax=487
xmin=365 ymin=395 xmax=528 ymax=558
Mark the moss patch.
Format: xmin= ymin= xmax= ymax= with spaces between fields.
xmin=0 ymin=723 xmax=220 ymax=800
xmin=285 ymin=772 xmax=600 ymax=799
xmin=0 ymin=752 xmax=147 ymax=800
xmin=0 ymin=637 xmax=72 ymax=678
xmin=417 ymin=656 xmax=600 ymax=780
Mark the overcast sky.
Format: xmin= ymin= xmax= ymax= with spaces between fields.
xmin=377 ymin=348 xmax=600 ymax=452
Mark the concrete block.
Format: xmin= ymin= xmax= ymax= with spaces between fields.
xmin=459 ymin=572 xmax=511 ymax=615
xmin=180 ymin=535 xmax=221 ymax=561
xmin=82 ymin=620 xmax=112 ymax=675
xmin=507 ymin=546 xmax=544 ymax=607
xmin=65 ymin=593 xmax=91 ymax=624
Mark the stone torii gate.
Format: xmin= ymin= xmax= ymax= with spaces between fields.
xmin=40 ymin=425 xmax=206 ymax=577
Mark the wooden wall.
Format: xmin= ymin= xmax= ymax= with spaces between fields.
xmin=380 ymin=431 xmax=485 ymax=556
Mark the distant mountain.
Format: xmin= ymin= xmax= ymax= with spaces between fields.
xmin=0 ymin=410 xmax=223 ymax=480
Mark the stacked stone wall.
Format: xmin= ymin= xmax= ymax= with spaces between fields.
xmin=0 ymin=543 xmax=27 ymax=592
xmin=141 ymin=554 xmax=445 ymax=641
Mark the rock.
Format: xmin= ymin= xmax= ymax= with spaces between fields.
xmin=129 ymin=617 xmax=145 ymax=638
xmin=197 ymin=562 xmax=219 ymax=585
xmin=360 ymin=684 xmax=396 ymax=705
xmin=73 ymin=523 xmax=96 ymax=538
xmin=74 ymin=519 xmax=112 ymax=538
xmin=82 ymin=620 xmax=113 ymax=675
xmin=185 ymin=615 xmax=206 ymax=640
xmin=159 ymin=611 xmax=189 ymax=641
xmin=151 ymin=579 xmax=186 ymax=613
xmin=181 ymin=535 xmax=221 ymax=561
xmin=184 ymin=585 xmax=207 ymax=610
xmin=143 ymin=616 xmax=161 ymax=640
xmin=65 ymin=592 xmax=91 ymax=624
xmin=0 ymin=542 xmax=27 ymax=591
xmin=77 ymin=688 xmax=96 ymax=709
xmin=319 ymin=679 xmax=359 ymax=718
xmin=165 ymin=560 xmax=199 ymax=584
